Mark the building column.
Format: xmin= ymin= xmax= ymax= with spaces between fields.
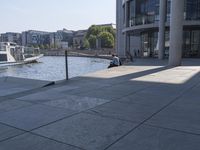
xmin=125 ymin=1 xmax=128 ymax=28
xmin=125 ymin=32 xmax=133 ymax=60
xmin=125 ymin=33 xmax=130 ymax=52
xmin=116 ymin=0 xmax=126 ymax=58
xmin=158 ymin=0 xmax=167 ymax=59
xmin=169 ymin=0 xmax=184 ymax=66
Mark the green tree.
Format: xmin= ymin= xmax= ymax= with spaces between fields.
xmin=98 ymin=32 xmax=114 ymax=48
xmin=44 ymin=44 xmax=50 ymax=49
xmin=39 ymin=44 xmax=44 ymax=49
xmin=88 ymin=35 xmax=97 ymax=49
xmin=102 ymin=26 xmax=116 ymax=38
xmin=33 ymin=45 xmax=39 ymax=48
xmin=86 ymin=25 xmax=102 ymax=39
xmin=83 ymin=39 xmax=90 ymax=49
xmin=85 ymin=25 xmax=116 ymax=49
xmin=50 ymin=44 xmax=55 ymax=49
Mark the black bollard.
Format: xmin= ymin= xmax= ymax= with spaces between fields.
xmin=65 ymin=50 xmax=69 ymax=80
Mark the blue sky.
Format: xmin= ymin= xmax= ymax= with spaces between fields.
xmin=0 ymin=0 xmax=116 ymax=33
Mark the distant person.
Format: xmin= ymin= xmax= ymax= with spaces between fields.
xmin=134 ymin=50 xmax=137 ymax=57
xmin=137 ymin=49 xmax=140 ymax=57
xmin=108 ymin=54 xmax=120 ymax=68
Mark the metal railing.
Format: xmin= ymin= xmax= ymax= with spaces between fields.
xmin=129 ymin=15 xmax=158 ymax=27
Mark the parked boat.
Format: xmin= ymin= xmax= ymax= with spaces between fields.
xmin=0 ymin=42 xmax=43 ymax=65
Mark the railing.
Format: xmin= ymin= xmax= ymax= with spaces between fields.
xmin=129 ymin=15 xmax=159 ymax=27
xmin=23 ymin=47 xmax=40 ymax=58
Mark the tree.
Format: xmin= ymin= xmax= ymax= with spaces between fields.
xmin=98 ymin=32 xmax=114 ymax=48
xmin=39 ymin=44 xmax=44 ymax=49
xmin=33 ymin=45 xmax=39 ymax=48
xmin=85 ymin=25 xmax=116 ymax=49
xmin=82 ymin=39 xmax=90 ymax=49
xmin=102 ymin=26 xmax=116 ymax=38
xmin=86 ymin=25 xmax=102 ymax=39
xmin=44 ymin=44 xmax=50 ymax=49
xmin=88 ymin=35 xmax=97 ymax=49
xmin=50 ymin=44 xmax=55 ymax=49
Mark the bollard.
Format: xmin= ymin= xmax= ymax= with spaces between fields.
xmin=65 ymin=50 xmax=69 ymax=80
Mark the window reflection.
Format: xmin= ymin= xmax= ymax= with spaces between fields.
xmin=128 ymin=0 xmax=159 ymax=26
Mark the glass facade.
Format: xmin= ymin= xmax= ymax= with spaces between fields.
xmin=185 ymin=0 xmax=200 ymax=20
xmin=140 ymin=30 xmax=200 ymax=58
xmin=183 ymin=30 xmax=200 ymax=57
xmin=140 ymin=31 xmax=170 ymax=58
xmin=141 ymin=31 xmax=158 ymax=57
xmin=125 ymin=0 xmax=200 ymax=58
xmin=127 ymin=0 xmax=200 ymax=26
xmin=128 ymin=0 xmax=159 ymax=26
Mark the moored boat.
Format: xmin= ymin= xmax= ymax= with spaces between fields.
xmin=0 ymin=42 xmax=43 ymax=65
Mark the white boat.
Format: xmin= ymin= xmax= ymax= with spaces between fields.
xmin=0 ymin=42 xmax=43 ymax=66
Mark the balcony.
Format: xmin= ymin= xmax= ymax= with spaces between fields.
xmin=129 ymin=15 xmax=159 ymax=27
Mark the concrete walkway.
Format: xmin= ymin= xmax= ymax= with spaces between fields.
xmin=0 ymin=59 xmax=200 ymax=150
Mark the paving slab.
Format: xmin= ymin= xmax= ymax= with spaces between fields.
xmin=76 ymin=89 xmax=123 ymax=100
xmin=17 ymin=90 xmax=67 ymax=103
xmin=0 ymin=87 xmax=29 ymax=97
xmin=107 ymin=125 xmax=200 ymax=150
xmin=0 ymin=77 xmax=53 ymax=97
xmin=3 ymin=76 xmax=52 ymax=86
xmin=33 ymin=113 xmax=137 ymax=150
xmin=0 ymin=104 xmax=76 ymax=130
xmin=0 ymin=133 xmax=81 ymax=150
xmin=63 ymin=82 xmax=110 ymax=95
xmin=43 ymin=95 xmax=110 ymax=112
xmin=0 ymin=123 xmax=24 ymax=142
xmin=171 ymin=86 xmax=200 ymax=109
xmin=146 ymin=104 xmax=200 ymax=134
xmin=48 ymin=85 xmax=79 ymax=93
xmin=117 ymin=90 xmax=175 ymax=107
xmin=0 ymin=99 xmax=33 ymax=113
xmin=87 ymin=101 xmax=159 ymax=123
xmin=0 ymin=77 xmax=6 ymax=82
xmin=77 ymin=82 xmax=150 ymax=101
xmin=116 ymin=82 xmax=189 ymax=107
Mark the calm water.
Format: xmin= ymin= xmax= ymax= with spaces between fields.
xmin=0 ymin=56 xmax=110 ymax=81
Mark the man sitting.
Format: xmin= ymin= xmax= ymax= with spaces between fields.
xmin=108 ymin=54 xmax=121 ymax=68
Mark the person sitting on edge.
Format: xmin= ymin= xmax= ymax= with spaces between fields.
xmin=108 ymin=54 xmax=120 ymax=68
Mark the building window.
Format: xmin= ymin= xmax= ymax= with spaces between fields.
xmin=141 ymin=31 xmax=158 ymax=57
xmin=128 ymin=0 xmax=136 ymax=26
xmin=128 ymin=0 xmax=159 ymax=27
xmin=185 ymin=0 xmax=200 ymax=20
xmin=183 ymin=30 xmax=200 ymax=57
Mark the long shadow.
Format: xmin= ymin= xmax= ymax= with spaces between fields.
xmin=75 ymin=66 xmax=172 ymax=85
xmin=128 ymin=58 xmax=200 ymax=66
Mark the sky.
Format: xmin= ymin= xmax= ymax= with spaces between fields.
xmin=0 ymin=0 xmax=116 ymax=33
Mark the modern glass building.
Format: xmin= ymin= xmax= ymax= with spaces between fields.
xmin=116 ymin=0 xmax=200 ymax=65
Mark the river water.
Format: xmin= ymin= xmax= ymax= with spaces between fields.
xmin=0 ymin=56 xmax=110 ymax=81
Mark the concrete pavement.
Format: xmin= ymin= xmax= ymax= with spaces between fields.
xmin=0 ymin=58 xmax=200 ymax=150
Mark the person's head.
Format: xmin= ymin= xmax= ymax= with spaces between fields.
xmin=112 ymin=54 xmax=115 ymax=57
